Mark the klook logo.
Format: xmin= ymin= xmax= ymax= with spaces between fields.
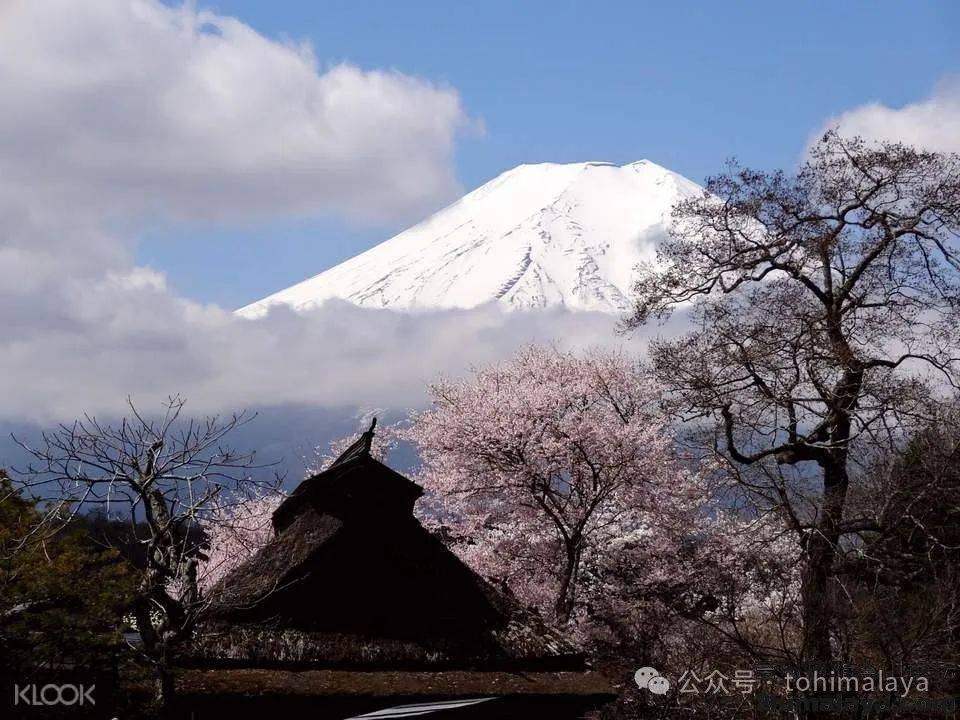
xmin=14 ymin=683 xmax=96 ymax=706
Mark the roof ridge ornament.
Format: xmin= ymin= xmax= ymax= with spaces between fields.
xmin=361 ymin=417 xmax=377 ymax=454
xmin=329 ymin=417 xmax=377 ymax=469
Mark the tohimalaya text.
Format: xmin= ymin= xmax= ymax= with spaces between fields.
xmin=784 ymin=670 xmax=929 ymax=697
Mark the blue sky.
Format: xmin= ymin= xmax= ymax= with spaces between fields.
xmin=137 ymin=0 xmax=960 ymax=309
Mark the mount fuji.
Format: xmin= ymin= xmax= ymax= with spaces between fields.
xmin=237 ymin=160 xmax=704 ymax=318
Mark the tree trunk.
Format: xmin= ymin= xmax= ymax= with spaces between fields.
xmin=554 ymin=539 xmax=581 ymax=624
xmin=800 ymin=458 xmax=848 ymax=665
xmin=156 ymin=662 xmax=176 ymax=716
xmin=800 ymin=535 xmax=833 ymax=663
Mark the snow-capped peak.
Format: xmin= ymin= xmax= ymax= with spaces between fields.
xmin=237 ymin=160 xmax=703 ymax=318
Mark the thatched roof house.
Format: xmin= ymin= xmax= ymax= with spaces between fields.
xmin=177 ymin=422 xmax=613 ymax=719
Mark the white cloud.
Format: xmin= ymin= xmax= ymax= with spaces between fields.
xmin=816 ymin=79 xmax=960 ymax=153
xmin=0 ymin=276 xmax=644 ymax=422
xmin=0 ymin=0 xmax=467 ymax=225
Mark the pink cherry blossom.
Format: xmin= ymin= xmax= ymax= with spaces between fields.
xmin=404 ymin=344 xmax=718 ymax=630
xmin=199 ymin=491 xmax=285 ymax=591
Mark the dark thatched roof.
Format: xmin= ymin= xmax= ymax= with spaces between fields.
xmin=202 ymin=509 xmax=344 ymax=612
xmin=271 ymin=448 xmax=422 ymax=534
xmin=184 ymin=606 xmax=578 ymax=671
xmin=175 ymin=668 xmax=613 ymax=698
xmin=186 ymin=427 xmax=591 ymax=678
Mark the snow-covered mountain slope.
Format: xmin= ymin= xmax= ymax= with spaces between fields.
xmin=237 ymin=160 xmax=704 ymax=317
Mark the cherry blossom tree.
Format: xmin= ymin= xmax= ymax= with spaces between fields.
xmin=404 ymin=345 xmax=712 ymax=627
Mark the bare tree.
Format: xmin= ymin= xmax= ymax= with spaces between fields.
xmin=838 ymin=402 xmax=960 ymax=674
xmin=12 ymin=396 xmax=276 ymax=707
xmin=624 ymin=132 xmax=960 ymax=665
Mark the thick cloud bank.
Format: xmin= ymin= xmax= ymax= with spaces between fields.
xmin=0 ymin=280 xmax=636 ymax=422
